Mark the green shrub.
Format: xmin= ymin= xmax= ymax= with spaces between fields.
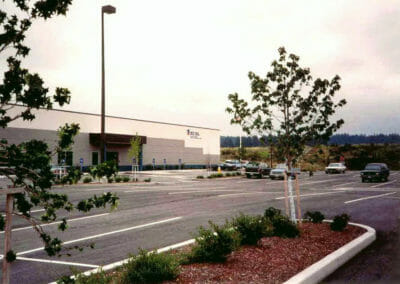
xmin=121 ymin=249 xmax=179 ymax=283
xmin=144 ymin=178 xmax=151 ymax=182
xmin=330 ymin=214 xmax=350 ymax=231
xmin=207 ymin=175 xmax=212 ymax=179
xmin=216 ymin=173 xmax=223 ymax=178
xmin=231 ymin=213 xmax=273 ymax=245
xmin=90 ymin=160 xmax=118 ymax=182
xmin=271 ymin=215 xmax=300 ymax=238
xmin=189 ymin=221 xmax=240 ymax=263
xmin=122 ymin=176 xmax=130 ymax=182
xmin=304 ymin=211 xmax=325 ymax=223
xmin=60 ymin=167 xmax=82 ymax=185
xmin=83 ymin=177 xmax=92 ymax=184
xmin=264 ymin=207 xmax=282 ymax=220
xmin=57 ymin=269 xmax=113 ymax=284
xmin=115 ymin=176 xmax=122 ymax=183
xmin=196 ymin=175 xmax=204 ymax=179
xmin=225 ymin=172 xmax=232 ymax=177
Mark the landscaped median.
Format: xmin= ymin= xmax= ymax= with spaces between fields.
xmin=54 ymin=210 xmax=375 ymax=284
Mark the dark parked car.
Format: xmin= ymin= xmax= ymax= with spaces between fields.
xmin=361 ymin=163 xmax=390 ymax=182
xmin=245 ymin=162 xmax=271 ymax=178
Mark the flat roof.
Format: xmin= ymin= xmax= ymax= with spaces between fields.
xmin=9 ymin=104 xmax=220 ymax=131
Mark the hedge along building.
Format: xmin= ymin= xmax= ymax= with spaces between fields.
xmin=2 ymin=105 xmax=220 ymax=170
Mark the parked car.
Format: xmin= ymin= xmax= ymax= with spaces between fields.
xmin=269 ymin=164 xmax=288 ymax=180
xmin=245 ymin=162 xmax=271 ymax=178
xmin=211 ymin=160 xmax=242 ymax=171
xmin=224 ymin=160 xmax=242 ymax=171
xmin=325 ymin=163 xmax=346 ymax=174
xmin=51 ymin=165 xmax=69 ymax=179
xmin=361 ymin=163 xmax=390 ymax=182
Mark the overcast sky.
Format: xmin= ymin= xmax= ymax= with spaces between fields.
xmin=2 ymin=0 xmax=400 ymax=135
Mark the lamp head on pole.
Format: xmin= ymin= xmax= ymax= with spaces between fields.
xmin=102 ymin=5 xmax=116 ymax=14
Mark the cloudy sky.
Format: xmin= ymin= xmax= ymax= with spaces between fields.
xmin=2 ymin=0 xmax=400 ymax=135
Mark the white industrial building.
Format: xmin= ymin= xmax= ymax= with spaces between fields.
xmin=2 ymin=105 xmax=220 ymax=170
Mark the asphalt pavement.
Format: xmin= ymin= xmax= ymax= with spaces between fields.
xmin=1 ymin=170 xmax=400 ymax=283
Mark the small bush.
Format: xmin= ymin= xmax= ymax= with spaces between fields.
xmin=264 ymin=207 xmax=282 ymax=220
xmin=189 ymin=221 xmax=240 ymax=263
xmin=115 ymin=176 xmax=122 ymax=183
xmin=58 ymin=269 xmax=113 ymax=284
xmin=207 ymin=175 xmax=212 ymax=179
xmin=330 ymin=214 xmax=350 ymax=232
xmin=225 ymin=172 xmax=232 ymax=177
xmin=83 ymin=177 xmax=92 ymax=184
xmin=271 ymin=215 xmax=300 ymax=238
xmin=231 ymin=213 xmax=273 ymax=245
xmin=144 ymin=178 xmax=151 ymax=182
xmin=107 ymin=178 xmax=113 ymax=183
xmin=216 ymin=173 xmax=223 ymax=178
xmin=122 ymin=176 xmax=130 ymax=182
xmin=196 ymin=175 xmax=204 ymax=179
xmin=121 ymin=249 xmax=179 ymax=283
xmin=236 ymin=171 xmax=242 ymax=176
xmin=304 ymin=211 xmax=325 ymax=223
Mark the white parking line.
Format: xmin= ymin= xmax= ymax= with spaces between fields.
xmin=16 ymin=217 xmax=182 ymax=256
xmin=169 ymin=189 xmax=240 ymax=195
xmin=300 ymin=179 xmax=343 ymax=186
xmin=275 ymin=191 xmax=342 ymax=200
xmin=334 ymin=182 xmax=356 ymax=187
xmin=2 ymin=208 xmax=45 ymax=217
xmin=370 ymin=180 xmax=397 ymax=188
xmin=16 ymin=256 xmax=99 ymax=268
xmin=344 ymin=192 xmax=397 ymax=204
xmin=0 ymin=213 xmax=110 ymax=234
xmin=218 ymin=192 xmax=272 ymax=198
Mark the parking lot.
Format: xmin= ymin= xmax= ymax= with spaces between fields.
xmin=1 ymin=170 xmax=400 ymax=283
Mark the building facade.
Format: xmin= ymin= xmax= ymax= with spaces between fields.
xmin=2 ymin=106 xmax=220 ymax=170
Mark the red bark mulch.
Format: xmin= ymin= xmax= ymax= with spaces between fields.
xmin=169 ymin=222 xmax=366 ymax=284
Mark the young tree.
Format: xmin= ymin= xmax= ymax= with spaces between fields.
xmin=128 ymin=133 xmax=141 ymax=179
xmin=0 ymin=1 xmax=119 ymax=281
xmin=226 ymin=47 xmax=346 ymax=221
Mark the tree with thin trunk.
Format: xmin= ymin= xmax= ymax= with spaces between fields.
xmin=226 ymin=47 xmax=346 ymax=220
xmin=128 ymin=133 xmax=141 ymax=179
xmin=0 ymin=1 xmax=119 ymax=282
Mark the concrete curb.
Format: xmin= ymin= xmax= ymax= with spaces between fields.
xmin=283 ymin=221 xmax=376 ymax=284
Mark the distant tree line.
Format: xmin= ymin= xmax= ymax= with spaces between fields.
xmin=221 ymin=134 xmax=400 ymax=147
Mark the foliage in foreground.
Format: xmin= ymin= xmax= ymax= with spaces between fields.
xmin=231 ymin=213 xmax=273 ymax=245
xmin=189 ymin=221 xmax=240 ymax=263
xmin=90 ymin=161 xmax=118 ymax=182
xmin=121 ymin=250 xmax=179 ymax=283
xmin=304 ymin=211 xmax=325 ymax=223
xmin=330 ymin=214 xmax=350 ymax=231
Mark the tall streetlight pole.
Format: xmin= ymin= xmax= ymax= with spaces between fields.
xmin=100 ymin=5 xmax=116 ymax=163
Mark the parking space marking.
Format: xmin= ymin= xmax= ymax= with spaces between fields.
xmin=16 ymin=216 xmax=183 ymax=256
xmin=344 ymin=192 xmax=397 ymax=204
xmin=123 ymin=186 xmax=229 ymax=194
xmin=299 ymin=178 xmax=343 ymax=186
xmin=218 ymin=192 xmax=274 ymax=198
xmin=236 ymin=179 xmax=266 ymax=184
xmin=16 ymin=256 xmax=100 ymax=268
xmin=168 ymin=189 xmax=241 ymax=195
xmin=334 ymin=182 xmax=357 ymax=187
xmin=370 ymin=180 xmax=397 ymax=188
xmin=1 ymin=213 xmax=110 ymax=234
xmin=275 ymin=191 xmax=342 ymax=200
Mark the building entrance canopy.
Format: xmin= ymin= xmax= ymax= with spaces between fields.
xmin=89 ymin=133 xmax=147 ymax=147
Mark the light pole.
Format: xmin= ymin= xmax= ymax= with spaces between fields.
xmin=100 ymin=5 xmax=116 ymax=163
